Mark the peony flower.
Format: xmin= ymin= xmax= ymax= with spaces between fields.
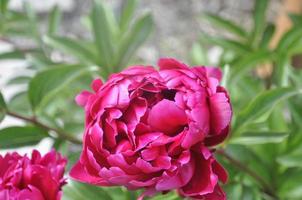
xmin=70 ymin=58 xmax=232 ymax=199
xmin=0 ymin=150 xmax=67 ymax=200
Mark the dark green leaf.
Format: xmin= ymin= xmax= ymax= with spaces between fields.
xmin=203 ymin=12 xmax=247 ymax=38
xmin=233 ymin=87 xmax=302 ymax=133
xmin=91 ymin=0 xmax=114 ymax=69
xmin=28 ymin=64 xmax=86 ymax=110
xmin=43 ymin=35 xmax=98 ymax=64
xmin=0 ymin=126 xmax=48 ymax=149
xmin=0 ymin=91 xmax=7 ymax=123
xmin=288 ymin=13 xmax=302 ymax=26
xmin=260 ymin=23 xmax=275 ymax=48
xmin=251 ymin=0 xmax=269 ymax=44
xmin=48 ymin=5 xmax=61 ymax=35
xmin=230 ymin=131 xmax=288 ymax=145
xmin=116 ymin=13 xmax=153 ymax=70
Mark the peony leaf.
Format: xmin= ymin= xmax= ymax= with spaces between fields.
xmin=233 ymin=87 xmax=302 ymax=134
xmin=0 ymin=91 xmax=6 ymax=123
xmin=91 ymin=0 xmax=114 ymax=70
xmin=62 ymin=181 xmax=137 ymax=200
xmin=0 ymin=126 xmax=48 ymax=149
xmin=251 ymin=0 xmax=269 ymax=44
xmin=28 ymin=64 xmax=87 ymax=110
xmin=203 ymin=12 xmax=248 ymax=38
xmin=200 ymin=33 xmax=250 ymax=54
xmin=116 ymin=13 xmax=153 ymax=70
xmin=119 ymin=0 xmax=138 ymax=32
xmin=48 ymin=5 xmax=62 ymax=35
xmin=277 ymin=153 xmax=302 ymax=168
xmin=43 ymin=35 xmax=98 ymax=65
xmin=230 ymin=131 xmax=288 ymax=145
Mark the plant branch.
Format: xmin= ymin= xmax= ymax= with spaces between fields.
xmin=216 ymin=149 xmax=278 ymax=199
xmin=6 ymin=110 xmax=82 ymax=144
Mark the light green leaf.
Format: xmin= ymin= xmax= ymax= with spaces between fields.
xmin=230 ymin=131 xmax=288 ymax=145
xmin=203 ymin=12 xmax=247 ymax=38
xmin=200 ymin=34 xmax=250 ymax=54
xmin=119 ymin=0 xmax=138 ymax=31
xmin=233 ymin=87 xmax=302 ymax=133
xmin=0 ymin=126 xmax=48 ymax=149
xmin=0 ymin=91 xmax=7 ymax=123
xmin=189 ymin=43 xmax=209 ymax=66
xmin=116 ymin=13 xmax=153 ymax=70
xmin=230 ymin=49 xmax=272 ymax=80
xmin=288 ymin=13 xmax=302 ymax=26
xmin=277 ymin=153 xmax=302 ymax=168
xmin=43 ymin=35 xmax=98 ymax=64
xmin=251 ymin=0 xmax=269 ymax=44
xmin=91 ymin=0 xmax=114 ymax=70
xmin=63 ymin=181 xmax=136 ymax=200
xmin=28 ymin=64 xmax=86 ymax=110
xmin=6 ymin=76 xmax=31 ymax=85
xmin=48 ymin=5 xmax=61 ymax=35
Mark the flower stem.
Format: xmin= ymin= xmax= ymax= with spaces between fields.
xmin=6 ymin=111 xmax=82 ymax=144
xmin=216 ymin=149 xmax=278 ymax=199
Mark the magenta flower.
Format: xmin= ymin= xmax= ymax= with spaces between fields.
xmin=0 ymin=150 xmax=67 ymax=200
xmin=70 ymin=58 xmax=232 ymax=199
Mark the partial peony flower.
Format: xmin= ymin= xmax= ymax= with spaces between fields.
xmin=70 ymin=58 xmax=232 ymax=199
xmin=0 ymin=150 xmax=67 ymax=200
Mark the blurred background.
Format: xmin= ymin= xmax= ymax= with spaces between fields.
xmin=1 ymin=0 xmax=302 ymax=199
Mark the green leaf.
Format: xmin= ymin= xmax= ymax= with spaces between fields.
xmin=48 ymin=5 xmax=61 ymax=35
xmin=91 ymin=0 xmax=114 ymax=70
xmin=203 ymin=12 xmax=247 ymax=38
xmin=189 ymin=43 xmax=209 ymax=66
xmin=200 ymin=34 xmax=250 ymax=54
xmin=116 ymin=13 xmax=153 ymax=70
xmin=233 ymin=87 xmax=302 ymax=133
xmin=277 ymin=27 xmax=302 ymax=54
xmin=28 ymin=64 xmax=86 ymax=110
xmin=0 ymin=50 xmax=25 ymax=60
xmin=251 ymin=0 xmax=269 ymax=45
xmin=288 ymin=13 xmax=302 ymax=26
xmin=0 ymin=126 xmax=48 ymax=149
xmin=6 ymin=76 xmax=31 ymax=85
xmin=119 ymin=0 xmax=138 ymax=31
xmin=230 ymin=49 xmax=272 ymax=80
xmin=260 ymin=23 xmax=275 ymax=48
xmin=43 ymin=35 xmax=98 ymax=64
xmin=63 ymin=181 xmax=125 ymax=200
xmin=277 ymin=153 xmax=302 ymax=168
xmin=0 ymin=91 xmax=7 ymax=123
xmin=0 ymin=0 xmax=10 ymax=14
xmin=230 ymin=131 xmax=288 ymax=145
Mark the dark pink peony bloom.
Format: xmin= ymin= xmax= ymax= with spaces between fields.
xmin=71 ymin=58 xmax=232 ymax=199
xmin=0 ymin=150 xmax=67 ymax=200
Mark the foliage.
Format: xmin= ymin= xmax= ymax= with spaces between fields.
xmin=0 ymin=0 xmax=302 ymax=199
xmin=194 ymin=0 xmax=302 ymax=199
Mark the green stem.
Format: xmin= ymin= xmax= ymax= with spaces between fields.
xmin=216 ymin=149 xmax=278 ymax=199
xmin=6 ymin=110 xmax=82 ymax=144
